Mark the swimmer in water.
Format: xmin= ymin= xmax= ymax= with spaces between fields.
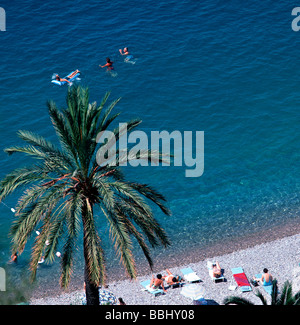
xmin=119 ymin=47 xmax=130 ymax=56
xmin=119 ymin=47 xmax=133 ymax=61
xmin=100 ymin=57 xmax=114 ymax=70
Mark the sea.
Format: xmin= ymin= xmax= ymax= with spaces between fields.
xmin=0 ymin=0 xmax=299 ymax=298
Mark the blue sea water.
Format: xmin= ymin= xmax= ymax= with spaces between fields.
xmin=0 ymin=1 xmax=299 ymax=295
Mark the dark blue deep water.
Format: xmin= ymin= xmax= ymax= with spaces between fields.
xmin=0 ymin=1 xmax=299 ymax=296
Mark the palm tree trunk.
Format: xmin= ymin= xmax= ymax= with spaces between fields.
xmin=82 ymin=204 xmax=100 ymax=305
xmin=84 ymin=260 xmax=99 ymax=305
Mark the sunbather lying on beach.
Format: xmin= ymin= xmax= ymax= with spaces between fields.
xmin=150 ymin=274 xmax=167 ymax=292
xmin=164 ymin=269 xmax=182 ymax=285
xmin=212 ymin=261 xmax=222 ymax=278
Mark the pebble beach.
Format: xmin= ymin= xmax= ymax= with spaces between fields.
xmin=30 ymin=233 xmax=300 ymax=305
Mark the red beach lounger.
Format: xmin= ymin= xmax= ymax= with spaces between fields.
xmin=231 ymin=267 xmax=252 ymax=292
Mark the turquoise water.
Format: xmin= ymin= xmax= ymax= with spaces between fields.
xmin=0 ymin=1 xmax=299 ymax=293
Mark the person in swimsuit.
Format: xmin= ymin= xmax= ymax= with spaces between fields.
xmin=55 ymin=75 xmax=71 ymax=84
xmin=254 ymin=268 xmax=273 ymax=286
xmin=55 ymin=69 xmax=80 ymax=83
xmin=212 ymin=261 xmax=222 ymax=278
xmin=119 ymin=47 xmax=129 ymax=56
xmin=149 ymin=274 xmax=167 ymax=292
xmin=163 ymin=269 xmax=182 ymax=285
xmin=100 ymin=57 xmax=114 ymax=70
xmin=119 ymin=47 xmax=133 ymax=61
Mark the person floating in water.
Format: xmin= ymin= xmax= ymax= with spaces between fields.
xmin=55 ymin=70 xmax=80 ymax=84
xmin=55 ymin=74 xmax=71 ymax=84
xmin=119 ymin=47 xmax=133 ymax=61
xmin=100 ymin=58 xmax=114 ymax=70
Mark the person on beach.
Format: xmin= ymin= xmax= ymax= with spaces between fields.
xmin=118 ymin=297 xmax=126 ymax=305
xmin=150 ymin=274 xmax=167 ymax=292
xmin=100 ymin=57 xmax=114 ymax=70
xmin=254 ymin=268 xmax=273 ymax=286
xmin=164 ymin=269 xmax=182 ymax=285
xmin=212 ymin=261 xmax=222 ymax=278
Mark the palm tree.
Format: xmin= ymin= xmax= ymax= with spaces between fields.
xmin=224 ymin=279 xmax=300 ymax=305
xmin=0 ymin=86 xmax=171 ymax=305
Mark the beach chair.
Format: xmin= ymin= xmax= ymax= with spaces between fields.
xmin=231 ymin=267 xmax=252 ymax=292
xmin=140 ymin=279 xmax=164 ymax=296
xmin=255 ymin=273 xmax=273 ymax=295
xmin=207 ymin=261 xmax=225 ymax=283
xmin=180 ymin=267 xmax=201 ymax=283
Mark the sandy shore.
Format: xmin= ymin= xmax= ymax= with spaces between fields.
xmin=30 ymin=233 xmax=300 ymax=305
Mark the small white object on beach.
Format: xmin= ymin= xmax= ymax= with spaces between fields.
xmin=228 ymin=285 xmax=237 ymax=291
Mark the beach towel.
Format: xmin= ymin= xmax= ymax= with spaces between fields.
xmin=140 ymin=279 xmax=164 ymax=296
xmin=231 ymin=267 xmax=252 ymax=292
xmin=255 ymin=273 xmax=273 ymax=295
xmin=181 ymin=267 xmax=201 ymax=283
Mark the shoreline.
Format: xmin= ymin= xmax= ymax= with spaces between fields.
xmin=30 ymin=228 xmax=300 ymax=305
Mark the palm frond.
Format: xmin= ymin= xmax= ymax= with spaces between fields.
xmin=0 ymin=165 xmax=51 ymax=203
xmin=100 ymin=205 xmax=137 ymax=279
xmin=30 ymin=211 xmax=54 ymax=280
xmin=58 ymin=192 xmax=83 ymax=288
xmin=223 ymin=296 xmax=254 ymax=305
xmin=47 ymin=100 xmax=79 ymax=166
xmin=10 ymin=185 xmax=66 ymax=254
xmin=127 ymin=182 xmax=171 ymax=216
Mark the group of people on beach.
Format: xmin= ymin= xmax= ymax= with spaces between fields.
xmin=150 ymin=269 xmax=184 ymax=293
xmin=149 ymin=262 xmax=223 ymax=293
xmin=149 ymin=262 xmax=273 ymax=294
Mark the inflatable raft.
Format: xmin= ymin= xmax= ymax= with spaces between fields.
xmin=51 ymin=70 xmax=80 ymax=86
